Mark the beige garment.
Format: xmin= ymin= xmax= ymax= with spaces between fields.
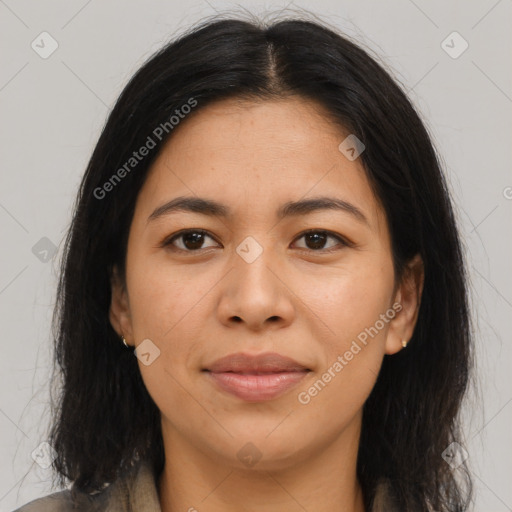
xmin=13 ymin=459 xmax=398 ymax=512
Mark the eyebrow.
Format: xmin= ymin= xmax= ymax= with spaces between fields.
xmin=147 ymin=195 xmax=369 ymax=226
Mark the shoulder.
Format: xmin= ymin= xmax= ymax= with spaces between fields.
xmin=12 ymin=458 xmax=159 ymax=512
xmin=11 ymin=488 xmax=102 ymax=511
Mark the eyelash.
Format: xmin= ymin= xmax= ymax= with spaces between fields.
xmin=161 ymin=228 xmax=352 ymax=254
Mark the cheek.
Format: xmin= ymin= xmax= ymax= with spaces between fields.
xmin=337 ymin=277 xmax=392 ymax=338
xmin=294 ymin=272 xmax=392 ymax=433
xmin=299 ymin=257 xmax=394 ymax=344
xmin=125 ymin=253 xmax=212 ymax=386
xmin=296 ymin=258 xmax=394 ymax=402
xmin=127 ymin=263 xmax=204 ymax=421
xmin=126 ymin=251 xmax=210 ymax=340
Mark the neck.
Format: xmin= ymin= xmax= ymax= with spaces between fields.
xmin=158 ymin=415 xmax=366 ymax=512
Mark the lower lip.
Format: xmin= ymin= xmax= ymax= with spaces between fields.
xmin=206 ymin=371 xmax=309 ymax=401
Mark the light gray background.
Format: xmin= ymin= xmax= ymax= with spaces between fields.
xmin=1 ymin=1 xmax=511 ymax=511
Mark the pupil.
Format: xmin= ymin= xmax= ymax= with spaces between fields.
xmin=184 ymin=232 xmax=204 ymax=250
xmin=306 ymin=233 xmax=326 ymax=250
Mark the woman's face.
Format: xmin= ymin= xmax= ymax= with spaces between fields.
xmin=110 ymin=96 xmax=422 ymax=471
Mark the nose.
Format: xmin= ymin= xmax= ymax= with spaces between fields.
xmin=216 ymin=243 xmax=295 ymax=332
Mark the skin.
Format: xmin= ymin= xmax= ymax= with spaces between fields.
xmin=109 ymin=96 xmax=424 ymax=512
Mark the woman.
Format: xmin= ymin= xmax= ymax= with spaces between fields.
xmin=14 ymin=12 xmax=473 ymax=512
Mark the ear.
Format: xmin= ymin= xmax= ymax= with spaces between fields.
xmin=109 ymin=265 xmax=133 ymax=346
xmin=385 ymin=253 xmax=424 ymax=355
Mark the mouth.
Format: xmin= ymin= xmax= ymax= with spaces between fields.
xmin=203 ymin=352 xmax=311 ymax=402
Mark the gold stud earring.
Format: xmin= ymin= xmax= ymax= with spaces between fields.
xmin=402 ymin=339 xmax=408 ymax=348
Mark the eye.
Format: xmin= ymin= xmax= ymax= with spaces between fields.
xmin=292 ymin=229 xmax=350 ymax=253
xmin=163 ymin=229 xmax=219 ymax=252
xmin=161 ymin=228 xmax=351 ymax=254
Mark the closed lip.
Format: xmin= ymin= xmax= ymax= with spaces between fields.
xmin=203 ymin=352 xmax=311 ymax=402
xmin=203 ymin=352 xmax=310 ymax=374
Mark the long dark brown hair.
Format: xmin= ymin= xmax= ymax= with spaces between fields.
xmin=46 ymin=12 xmax=473 ymax=511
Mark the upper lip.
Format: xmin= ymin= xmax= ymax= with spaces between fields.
xmin=204 ymin=352 xmax=310 ymax=373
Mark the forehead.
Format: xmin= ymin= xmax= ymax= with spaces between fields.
xmin=135 ymin=96 xmax=386 ymax=233
xmin=162 ymin=96 xmax=349 ymax=160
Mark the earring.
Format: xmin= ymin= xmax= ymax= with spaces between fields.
xmin=121 ymin=334 xmax=130 ymax=348
xmin=402 ymin=339 xmax=408 ymax=348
